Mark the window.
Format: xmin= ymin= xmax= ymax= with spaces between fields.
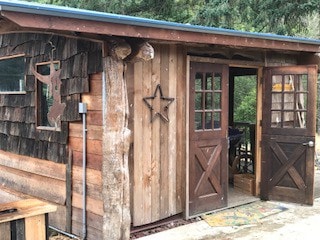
xmin=194 ymin=71 xmax=222 ymax=130
xmin=0 ymin=55 xmax=25 ymax=93
xmin=36 ymin=61 xmax=62 ymax=130
xmin=271 ymin=74 xmax=307 ymax=128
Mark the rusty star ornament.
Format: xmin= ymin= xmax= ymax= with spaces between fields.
xmin=143 ymin=84 xmax=175 ymax=123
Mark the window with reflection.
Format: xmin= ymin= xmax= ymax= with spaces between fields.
xmin=271 ymin=74 xmax=307 ymax=128
xmin=0 ymin=55 xmax=25 ymax=93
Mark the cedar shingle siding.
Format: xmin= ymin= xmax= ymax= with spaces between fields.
xmin=0 ymin=33 xmax=102 ymax=163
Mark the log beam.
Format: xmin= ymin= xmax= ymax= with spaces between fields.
xmin=102 ymin=38 xmax=154 ymax=239
xmin=102 ymin=41 xmax=131 ymax=240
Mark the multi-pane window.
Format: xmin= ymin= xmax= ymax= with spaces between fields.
xmin=271 ymin=74 xmax=308 ymax=128
xmin=194 ymin=71 xmax=222 ymax=130
xmin=0 ymin=55 xmax=25 ymax=93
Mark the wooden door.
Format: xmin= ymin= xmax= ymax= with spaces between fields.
xmin=188 ymin=61 xmax=229 ymax=217
xmin=261 ymin=65 xmax=317 ymax=204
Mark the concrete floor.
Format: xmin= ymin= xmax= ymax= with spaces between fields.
xmin=139 ymin=169 xmax=320 ymax=240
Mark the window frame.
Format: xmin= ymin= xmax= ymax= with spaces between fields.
xmin=35 ymin=60 xmax=62 ymax=131
xmin=0 ymin=54 xmax=26 ymax=95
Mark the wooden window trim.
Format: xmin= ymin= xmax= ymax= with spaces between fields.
xmin=35 ymin=61 xmax=62 ymax=132
xmin=0 ymin=54 xmax=26 ymax=94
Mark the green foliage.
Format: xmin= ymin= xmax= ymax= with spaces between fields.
xmin=33 ymin=0 xmax=200 ymax=23
xmin=233 ymin=76 xmax=256 ymax=123
xmin=31 ymin=0 xmax=320 ymax=37
xmin=192 ymin=0 xmax=320 ymax=37
xmin=233 ymin=76 xmax=256 ymax=113
xmin=234 ymin=88 xmax=256 ymax=123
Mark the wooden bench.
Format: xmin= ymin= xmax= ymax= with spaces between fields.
xmin=0 ymin=199 xmax=57 ymax=240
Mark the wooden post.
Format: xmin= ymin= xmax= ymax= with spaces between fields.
xmin=102 ymin=39 xmax=154 ymax=239
xmin=102 ymin=41 xmax=132 ymax=240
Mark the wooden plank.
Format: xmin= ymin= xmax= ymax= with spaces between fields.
xmin=72 ymin=179 xmax=102 ymax=200
xmin=72 ymin=165 xmax=102 ymax=186
xmin=168 ymin=44 xmax=177 ymax=215
xmin=72 ymin=221 xmax=103 ymax=240
xmin=86 ymin=110 xmax=103 ymax=126
xmin=150 ymin=45 xmax=161 ymax=222
xmin=72 ymin=150 xmax=102 ymax=171
xmin=89 ymin=73 xmax=103 ymax=82
xmin=0 ymin=186 xmax=23 ymax=204
xmin=136 ymin=60 xmax=153 ymax=225
xmin=189 ymin=56 xmax=264 ymax=67
xmin=72 ymin=192 xmax=103 ymax=216
xmin=0 ymin=150 xmax=66 ymax=181
xmin=65 ymin=148 xmax=72 ymax=233
xmin=69 ymin=122 xmax=102 ymax=140
xmin=185 ymin=55 xmax=191 ymax=219
xmin=132 ymin=61 xmax=145 ymax=225
xmin=0 ymin=165 xmax=66 ymax=205
xmin=25 ymin=215 xmax=46 ymax=240
xmin=175 ymin=46 xmax=186 ymax=213
xmin=0 ymin=222 xmax=10 ymax=240
xmin=82 ymin=94 xmax=102 ymax=111
xmin=0 ymin=199 xmax=57 ymax=224
xmin=89 ymin=78 xmax=102 ymax=96
xmin=255 ymin=67 xmax=263 ymax=195
xmin=6 ymin=12 xmax=320 ymax=52
xmin=159 ymin=45 xmax=170 ymax=219
xmin=48 ymin=205 xmax=67 ymax=232
xmin=68 ymin=137 xmax=102 ymax=155
xmin=72 ymin=207 xmax=103 ymax=230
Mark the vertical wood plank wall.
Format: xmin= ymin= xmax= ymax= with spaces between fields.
xmin=129 ymin=44 xmax=186 ymax=226
xmin=68 ymin=73 xmax=103 ymax=239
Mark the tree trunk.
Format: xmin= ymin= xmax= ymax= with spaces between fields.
xmin=101 ymin=39 xmax=154 ymax=239
xmin=102 ymin=43 xmax=131 ymax=240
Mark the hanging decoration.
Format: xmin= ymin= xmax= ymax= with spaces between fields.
xmin=143 ymin=84 xmax=175 ymax=123
xmin=32 ymin=41 xmax=66 ymax=129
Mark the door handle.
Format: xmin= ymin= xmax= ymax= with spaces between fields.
xmin=302 ymin=141 xmax=314 ymax=147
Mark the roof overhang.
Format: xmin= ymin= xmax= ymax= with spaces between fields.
xmin=0 ymin=0 xmax=320 ymax=53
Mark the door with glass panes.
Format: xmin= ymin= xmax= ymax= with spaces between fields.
xmin=261 ymin=65 xmax=317 ymax=204
xmin=188 ymin=61 xmax=229 ymax=217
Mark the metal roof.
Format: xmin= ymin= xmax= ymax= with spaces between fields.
xmin=0 ymin=0 xmax=320 ymax=46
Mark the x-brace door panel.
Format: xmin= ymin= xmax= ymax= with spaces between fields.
xmin=261 ymin=65 xmax=317 ymax=205
xmin=188 ymin=61 xmax=228 ymax=217
xmin=261 ymin=135 xmax=314 ymax=203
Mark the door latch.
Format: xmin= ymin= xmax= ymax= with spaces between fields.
xmin=302 ymin=141 xmax=314 ymax=147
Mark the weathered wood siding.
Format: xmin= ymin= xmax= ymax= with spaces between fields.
xmin=128 ymin=44 xmax=187 ymax=226
xmin=0 ymin=150 xmax=67 ymax=230
xmin=0 ymin=33 xmax=102 ymax=163
xmin=0 ymin=32 xmax=103 ymax=236
xmin=68 ymin=73 xmax=103 ymax=239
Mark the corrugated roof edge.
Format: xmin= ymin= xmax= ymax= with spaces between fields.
xmin=1 ymin=0 xmax=320 ymax=46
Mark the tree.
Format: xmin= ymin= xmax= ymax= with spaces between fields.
xmin=192 ymin=0 xmax=320 ymax=37
xmin=233 ymin=75 xmax=256 ymax=120
xmin=234 ymin=88 xmax=256 ymax=123
xmin=32 ymin=0 xmax=199 ymax=23
xmin=32 ymin=0 xmax=320 ymax=37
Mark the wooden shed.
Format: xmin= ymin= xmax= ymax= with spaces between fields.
xmin=0 ymin=1 xmax=319 ymax=239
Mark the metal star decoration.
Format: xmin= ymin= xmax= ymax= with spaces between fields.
xmin=143 ymin=84 xmax=175 ymax=123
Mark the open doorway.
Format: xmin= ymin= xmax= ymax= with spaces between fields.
xmin=228 ymin=67 xmax=259 ymax=207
